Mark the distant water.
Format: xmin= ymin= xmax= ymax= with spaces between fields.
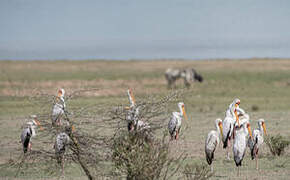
xmin=1 ymin=43 xmax=290 ymax=60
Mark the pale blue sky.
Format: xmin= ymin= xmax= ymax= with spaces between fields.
xmin=0 ymin=0 xmax=290 ymax=60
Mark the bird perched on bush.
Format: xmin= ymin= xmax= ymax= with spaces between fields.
xmin=51 ymin=88 xmax=66 ymax=126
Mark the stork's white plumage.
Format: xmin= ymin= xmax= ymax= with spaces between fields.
xmin=51 ymin=89 xmax=66 ymax=126
xmin=205 ymin=118 xmax=223 ymax=172
xmin=222 ymin=116 xmax=234 ymax=147
xmin=168 ymin=102 xmax=188 ymax=140
xmin=223 ymin=98 xmax=246 ymax=159
xmin=20 ymin=115 xmax=42 ymax=153
xmin=248 ymin=118 xmax=267 ymax=170
xmin=225 ymin=98 xmax=245 ymax=127
xmin=55 ymin=126 xmax=73 ymax=175
xmin=222 ymin=116 xmax=235 ymax=160
xmin=126 ymin=89 xmax=150 ymax=131
xmin=233 ymin=114 xmax=252 ymax=176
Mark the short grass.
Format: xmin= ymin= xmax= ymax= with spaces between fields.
xmin=0 ymin=58 xmax=290 ymax=179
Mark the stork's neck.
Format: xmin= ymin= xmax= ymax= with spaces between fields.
xmin=57 ymin=96 xmax=65 ymax=103
xmin=173 ymin=112 xmax=182 ymax=118
xmin=258 ymin=123 xmax=264 ymax=135
xmin=243 ymin=123 xmax=249 ymax=136
xmin=127 ymin=91 xmax=135 ymax=107
xmin=215 ymin=123 xmax=221 ymax=135
xmin=178 ymin=105 xmax=183 ymax=116
xmin=31 ymin=126 xmax=36 ymax=137
xmin=60 ymin=96 xmax=65 ymax=102
xmin=59 ymin=97 xmax=66 ymax=107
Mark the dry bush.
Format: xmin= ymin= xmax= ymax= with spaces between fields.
xmin=265 ymin=134 xmax=290 ymax=156
xmin=5 ymin=89 xmax=112 ymax=180
xmin=112 ymin=130 xmax=185 ymax=180
xmin=4 ymin=89 xmax=187 ymax=180
xmin=110 ymin=90 xmax=187 ymax=179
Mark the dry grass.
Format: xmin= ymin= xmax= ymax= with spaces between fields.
xmin=0 ymin=58 xmax=290 ymax=179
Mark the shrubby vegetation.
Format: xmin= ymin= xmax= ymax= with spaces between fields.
xmin=265 ymin=134 xmax=290 ymax=156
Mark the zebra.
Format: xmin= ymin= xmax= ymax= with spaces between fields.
xmin=165 ymin=68 xmax=203 ymax=88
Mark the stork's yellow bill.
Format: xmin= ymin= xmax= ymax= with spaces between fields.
xmin=218 ymin=121 xmax=223 ymax=140
xmin=247 ymin=123 xmax=253 ymax=139
xmin=34 ymin=119 xmax=44 ymax=130
xmin=182 ymin=105 xmax=188 ymax=121
xmin=262 ymin=122 xmax=267 ymax=135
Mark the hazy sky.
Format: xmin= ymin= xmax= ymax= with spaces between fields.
xmin=1 ymin=0 xmax=290 ymax=60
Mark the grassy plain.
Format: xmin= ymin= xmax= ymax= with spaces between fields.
xmin=0 ymin=59 xmax=290 ymax=179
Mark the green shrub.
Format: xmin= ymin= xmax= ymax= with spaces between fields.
xmin=112 ymin=130 xmax=184 ymax=180
xmin=265 ymin=134 xmax=290 ymax=156
xmin=251 ymin=105 xmax=259 ymax=111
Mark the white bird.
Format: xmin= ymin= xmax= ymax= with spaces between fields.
xmin=168 ymin=102 xmax=188 ymax=140
xmin=51 ymin=89 xmax=66 ymax=126
xmin=54 ymin=126 xmax=73 ymax=175
xmin=222 ymin=116 xmax=235 ymax=159
xmin=125 ymin=89 xmax=150 ymax=131
xmin=225 ymin=98 xmax=245 ymax=127
xmin=232 ymin=114 xmax=253 ymax=176
xmin=205 ymin=118 xmax=223 ymax=172
xmin=222 ymin=98 xmax=245 ymax=159
xmin=248 ymin=118 xmax=267 ymax=170
xmin=20 ymin=115 xmax=42 ymax=153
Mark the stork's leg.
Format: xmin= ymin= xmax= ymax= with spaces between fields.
xmin=57 ymin=119 xmax=61 ymax=126
xmin=211 ymin=164 xmax=213 ymax=172
xmin=256 ymin=152 xmax=258 ymax=170
xmin=129 ymin=124 xmax=134 ymax=132
xmin=61 ymin=156 xmax=64 ymax=176
xmin=226 ymin=140 xmax=230 ymax=160
xmin=28 ymin=142 xmax=32 ymax=152
xmin=176 ymin=131 xmax=179 ymax=140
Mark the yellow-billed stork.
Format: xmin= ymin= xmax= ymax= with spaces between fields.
xmin=248 ymin=118 xmax=267 ymax=170
xmin=233 ymin=114 xmax=252 ymax=176
xmin=20 ymin=115 xmax=42 ymax=153
xmin=223 ymin=98 xmax=246 ymax=159
xmin=205 ymin=118 xmax=223 ymax=172
xmin=168 ymin=102 xmax=188 ymax=140
xmin=125 ymin=89 xmax=150 ymax=131
xmin=51 ymin=88 xmax=66 ymax=126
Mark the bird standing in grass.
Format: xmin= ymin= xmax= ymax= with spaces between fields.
xmin=168 ymin=102 xmax=188 ymax=140
xmin=222 ymin=98 xmax=245 ymax=159
xmin=248 ymin=118 xmax=267 ymax=170
xmin=51 ymin=89 xmax=66 ymax=126
xmin=20 ymin=115 xmax=42 ymax=153
xmin=205 ymin=118 xmax=223 ymax=172
xmin=233 ymin=114 xmax=252 ymax=176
